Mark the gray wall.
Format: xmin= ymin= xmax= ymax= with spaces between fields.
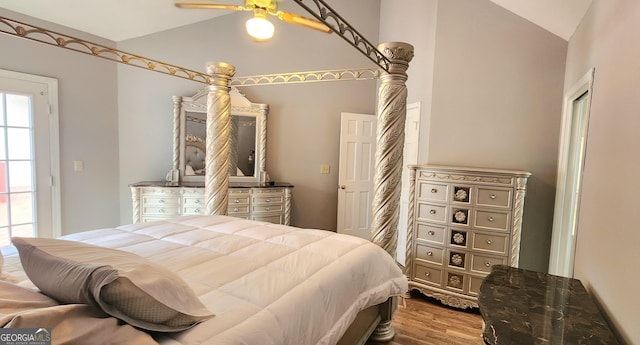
xmin=116 ymin=0 xmax=380 ymax=230
xmin=564 ymin=1 xmax=640 ymax=343
xmin=379 ymin=0 xmax=439 ymax=164
xmin=379 ymin=0 xmax=567 ymax=272
xmin=0 ymin=8 xmax=120 ymax=234
xmin=431 ymin=0 xmax=566 ymax=272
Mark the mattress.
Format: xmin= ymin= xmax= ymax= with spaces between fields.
xmin=1 ymin=215 xmax=407 ymax=345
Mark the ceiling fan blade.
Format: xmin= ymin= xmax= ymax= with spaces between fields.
xmin=276 ymin=11 xmax=332 ymax=34
xmin=175 ymin=2 xmax=246 ymax=10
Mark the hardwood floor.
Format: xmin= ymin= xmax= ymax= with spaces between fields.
xmin=366 ymin=291 xmax=485 ymax=345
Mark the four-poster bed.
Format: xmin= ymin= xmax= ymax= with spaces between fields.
xmin=0 ymin=1 xmax=415 ymax=343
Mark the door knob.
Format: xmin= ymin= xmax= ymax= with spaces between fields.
xmin=340 ymin=185 xmax=346 ymax=189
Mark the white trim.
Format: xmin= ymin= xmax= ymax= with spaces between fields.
xmin=548 ymin=67 xmax=595 ymax=277
xmin=0 ymin=69 xmax=61 ymax=238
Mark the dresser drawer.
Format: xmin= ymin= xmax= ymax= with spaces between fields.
xmin=472 ymin=232 xmax=509 ymax=255
xmin=447 ymin=250 xmax=468 ymax=270
xmin=183 ymin=196 xmax=204 ymax=207
xmin=252 ymin=194 xmax=284 ymax=205
xmin=471 ymin=253 xmax=507 ymax=273
xmin=141 ymin=187 xmax=181 ymax=197
xmin=228 ymin=194 xmax=250 ymax=205
xmin=416 ymin=223 xmax=445 ymax=244
xmin=228 ymin=205 xmax=250 ymax=214
xmin=416 ymin=203 xmax=447 ymax=223
xmin=413 ymin=264 xmax=443 ymax=287
xmin=141 ymin=195 xmax=180 ymax=206
xmin=142 ymin=206 xmax=180 ymax=217
xmin=182 ymin=206 xmax=205 ymax=215
xmin=445 ymin=271 xmax=466 ymax=291
xmin=252 ymin=204 xmax=283 ymax=213
xmin=474 ymin=209 xmax=510 ymax=231
xmin=416 ymin=243 xmax=444 ymax=265
xmin=417 ymin=181 xmax=449 ymax=202
xmin=468 ymin=275 xmax=485 ymax=296
xmin=451 ymin=185 xmax=472 ymax=203
xmin=448 ymin=228 xmax=469 ymax=248
xmin=252 ymin=214 xmax=283 ymax=224
xmin=476 ymin=187 xmax=512 ymax=208
xmin=181 ymin=188 xmax=204 ymax=197
xmin=141 ymin=216 xmax=172 ymax=222
xmin=451 ymin=208 xmax=470 ymax=226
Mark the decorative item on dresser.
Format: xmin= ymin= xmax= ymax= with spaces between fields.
xmin=130 ymin=181 xmax=293 ymax=225
xmin=405 ymin=165 xmax=531 ymax=309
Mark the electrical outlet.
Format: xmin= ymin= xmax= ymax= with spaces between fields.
xmin=320 ymin=164 xmax=330 ymax=174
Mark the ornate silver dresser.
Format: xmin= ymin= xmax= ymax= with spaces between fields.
xmin=405 ymin=165 xmax=530 ymax=309
xmin=130 ymin=181 xmax=293 ymax=225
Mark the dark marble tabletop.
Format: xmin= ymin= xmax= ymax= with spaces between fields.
xmin=478 ymin=265 xmax=620 ymax=345
xmin=130 ymin=181 xmax=294 ymax=188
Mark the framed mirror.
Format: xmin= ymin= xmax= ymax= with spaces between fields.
xmin=172 ymin=87 xmax=268 ymax=183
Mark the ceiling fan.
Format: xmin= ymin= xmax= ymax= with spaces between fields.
xmin=175 ymin=0 xmax=333 ymax=41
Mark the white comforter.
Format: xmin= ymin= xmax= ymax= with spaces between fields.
xmin=6 ymin=215 xmax=407 ymax=345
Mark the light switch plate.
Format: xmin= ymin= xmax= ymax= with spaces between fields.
xmin=73 ymin=160 xmax=84 ymax=172
xmin=320 ymin=164 xmax=330 ymax=174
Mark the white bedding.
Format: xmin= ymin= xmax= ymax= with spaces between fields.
xmin=2 ymin=215 xmax=407 ymax=345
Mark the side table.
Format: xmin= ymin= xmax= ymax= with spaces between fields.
xmin=478 ymin=265 xmax=620 ymax=344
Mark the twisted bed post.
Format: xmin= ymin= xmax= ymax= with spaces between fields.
xmin=205 ymin=61 xmax=236 ymax=215
xmin=369 ymin=41 xmax=414 ymax=343
xmin=370 ymin=41 xmax=414 ymax=256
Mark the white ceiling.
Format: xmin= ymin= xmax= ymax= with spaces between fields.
xmin=0 ymin=0 xmax=592 ymax=42
xmin=489 ymin=0 xmax=592 ymax=41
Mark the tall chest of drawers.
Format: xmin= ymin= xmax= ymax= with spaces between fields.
xmin=406 ymin=165 xmax=530 ymax=309
xmin=130 ymin=182 xmax=293 ymax=225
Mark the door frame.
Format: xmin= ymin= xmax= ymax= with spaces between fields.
xmin=0 ymin=69 xmax=61 ymax=238
xmin=548 ymin=67 xmax=595 ymax=277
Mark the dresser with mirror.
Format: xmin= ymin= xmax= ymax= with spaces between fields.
xmin=130 ymin=87 xmax=293 ymax=225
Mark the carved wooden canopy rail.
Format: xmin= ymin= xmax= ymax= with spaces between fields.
xmin=0 ymin=0 xmax=414 ymax=278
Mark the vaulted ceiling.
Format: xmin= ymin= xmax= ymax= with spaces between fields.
xmin=0 ymin=0 xmax=592 ymax=42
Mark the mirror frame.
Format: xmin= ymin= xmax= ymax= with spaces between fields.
xmin=172 ymin=87 xmax=268 ymax=183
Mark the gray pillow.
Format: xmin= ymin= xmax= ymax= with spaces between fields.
xmin=12 ymin=237 xmax=214 ymax=332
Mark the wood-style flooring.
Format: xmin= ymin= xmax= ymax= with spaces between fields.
xmin=365 ymin=291 xmax=484 ymax=345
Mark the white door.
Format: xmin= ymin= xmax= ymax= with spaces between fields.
xmin=337 ymin=112 xmax=376 ymax=239
xmin=397 ymin=102 xmax=421 ymax=264
xmin=0 ymin=69 xmax=60 ymax=250
xmin=549 ymin=68 xmax=594 ymax=277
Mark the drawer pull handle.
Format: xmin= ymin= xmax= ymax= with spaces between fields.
xmin=427 ymin=251 xmax=433 ymax=256
xmin=265 ymin=207 xmax=270 ymax=211
xmin=235 ymin=199 xmax=240 ymax=203
xmin=159 ymin=209 xmax=164 ymax=213
xmin=194 ymin=209 xmax=200 ymax=213
xmin=194 ymin=199 xmax=201 ymax=204
xmin=233 ymin=208 xmax=239 ymax=212
xmin=159 ymin=199 xmax=165 ymax=204
xmin=429 ymin=209 xmax=436 ymax=214
xmin=431 ymin=188 xmax=438 ymax=193
xmin=427 ymin=230 xmax=435 ymax=236
xmin=486 ymin=239 xmax=493 ymax=245
xmin=490 ymin=194 xmax=496 ymax=199
xmin=265 ymin=199 xmax=271 ymax=203
xmin=485 ymin=262 xmax=491 ymax=267
xmin=424 ymin=271 xmax=430 ymax=277
xmin=488 ymin=216 xmax=494 ymax=222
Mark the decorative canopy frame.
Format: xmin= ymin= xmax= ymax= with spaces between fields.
xmin=1 ymin=5 xmax=414 ymax=337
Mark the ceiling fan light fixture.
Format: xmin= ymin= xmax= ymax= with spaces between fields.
xmin=246 ymin=10 xmax=274 ymax=42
